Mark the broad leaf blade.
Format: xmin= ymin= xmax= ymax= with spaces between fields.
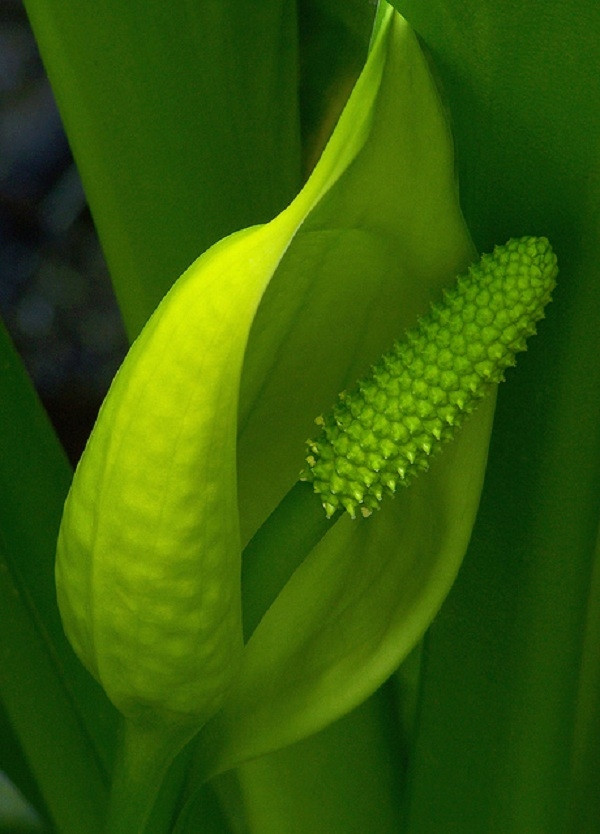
xmin=391 ymin=0 xmax=600 ymax=830
xmin=23 ymin=0 xmax=302 ymax=338
xmin=0 ymin=320 xmax=116 ymax=832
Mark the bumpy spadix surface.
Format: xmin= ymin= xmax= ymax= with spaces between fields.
xmin=302 ymin=236 xmax=557 ymax=518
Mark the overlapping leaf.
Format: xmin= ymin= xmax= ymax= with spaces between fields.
xmin=388 ymin=1 xmax=600 ymax=829
xmin=0 ymin=320 xmax=113 ymax=833
xmin=23 ymin=0 xmax=301 ymax=338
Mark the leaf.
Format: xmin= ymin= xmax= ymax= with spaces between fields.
xmin=388 ymin=0 xmax=600 ymax=830
xmin=297 ymin=0 xmax=375 ymax=174
xmin=235 ymin=686 xmax=405 ymax=834
xmin=54 ymin=0 xmax=393 ymax=723
xmin=0 ymin=702 xmax=49 ymax=827
xmin=197 ymin=5 xmax=489 ymax=774
xmin=0 ymin=320 xmax=116 ymax=833
xmin=23 ymin=0 xmax=302 ymax=338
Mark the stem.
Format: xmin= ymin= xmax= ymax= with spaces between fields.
xmin=105 ymin=719 xmax=195 ymax=834
xmin=241 ymin=481 xmax=339 ymax=640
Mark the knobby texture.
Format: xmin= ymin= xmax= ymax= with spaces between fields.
xmin=303 ymin=237 xmax=556 ymax=518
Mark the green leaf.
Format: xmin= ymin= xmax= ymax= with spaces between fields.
xmin=567 ymin=527 xmax=600 ymax=832
xmin=198 ymin=5 xmax=487 ymax=774
xmin=389 ymin=1 xmax=600 ymax=830
xmin=236 ymin=686 xmax=404 ymax=834
xmin=0 ymin=320 xmax=117 ymax=833
xmin=297 ymin=0 xmax=375 ymax=174
xmin=0 ymin=704 xmax=48 ymax=828
xmin=23 ymin=0 xmax=302 ymax=338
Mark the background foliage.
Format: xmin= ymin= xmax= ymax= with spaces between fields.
xmin=392 ymin=2 xmax=600 ymax=830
